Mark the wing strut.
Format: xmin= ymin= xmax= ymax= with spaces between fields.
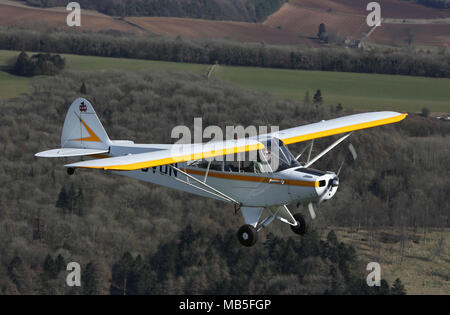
xmin=304 ymin=132 xmax=352 ymax=168
xmin=295 ymin=140 xmax=313 ymax=161
xmin=169 ymin=165 xmax=240 ymax=205
xmin=307 ymin=140 xmax=314 ymax=163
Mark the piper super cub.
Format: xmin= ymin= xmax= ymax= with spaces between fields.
xmin=36 ymin=98 xmax=407 ymax=246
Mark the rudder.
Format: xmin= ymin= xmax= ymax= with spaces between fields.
xmin=61 ymin=98 xmax=111 ymax=150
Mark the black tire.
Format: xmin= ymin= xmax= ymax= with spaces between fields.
xmin=67 ymin=167 xmax=75 ymax=175
xmin=237 ymin=224 xmax=258 ymax=247
xmin=290 ymin=213 xmax=307 ymax=235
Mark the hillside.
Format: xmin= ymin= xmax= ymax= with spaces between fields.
xmin=125 ymin=17 xmax=314 ymax=45
xmin=264 ymin=0 xmax=371 ymax=41
xmin=0 ymin=0 xmax=314 ymax=46
xmin=408 ymin=0 xmax=450 ymax=10
xmin=0 ymin=68 xmax=448 ymax=294
xmin=0 ymin=0 xmax=137 ymax=32
xmin=22 ymin=0 xmax=288 ymax=22
xmin=1 ymin=0 xmax=450 ymax=48
xmin=332 ymin=228 xmax=449 ymax=295
xmin=265 ymin=0 xmax=450 ymax=47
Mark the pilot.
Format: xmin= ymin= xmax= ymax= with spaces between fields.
xmin=261 ymin=147 xmax=271 ymax=164
xmin=250 ymin=148 xmax=272 ymax=173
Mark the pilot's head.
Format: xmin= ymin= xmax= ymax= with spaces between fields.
xmin=260 ymin=147 xmax=271 ymax=162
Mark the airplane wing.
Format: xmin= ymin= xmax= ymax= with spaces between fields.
xmin=269 ymin=111 xmax=407 ymax=145
xmin=35 ymin=148 xmax=109 ymax=158
xmin=65 ymin=139 xmax=263 ymax=171
xmin=65 ymin=111 xmax=406 ymax=171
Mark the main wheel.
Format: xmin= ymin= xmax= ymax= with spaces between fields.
xmin=237 ymin=224 xmax=258 ymax=247
xmin=290 ymin=213 xmax=307 ymax=235
xmin=67 ymin=167 xmax=75 ymax=175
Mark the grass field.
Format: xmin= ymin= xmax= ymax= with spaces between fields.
xmin=0 ymin=69 xmax=31 ymax=99
xmin=0 ymin=51 xmax=32 ymax=99
xmin=64 ymin=53 xmax=209 ymax=74
xmin=1 ymin=50 xmax=449 ymax=113
xmin=0 ymin=50 xmax=209 ymax=100
xmin=333 ymin=228 xmax=449 ymax=295
xmin=214 ymin=65 xmax=450 ymax=113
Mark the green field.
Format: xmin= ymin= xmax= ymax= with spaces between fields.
xmin=1 ymin=50 xmax=449 ymax=113
xmin=64 ymin=53 xmax=209 ymax=74
xmin=0 ymin=51 xmax=32 ymax=99
xmin=214 ymin=65 xmax=450 ymax=113
xmin=0 ymin=50 xmax=209 ymax=100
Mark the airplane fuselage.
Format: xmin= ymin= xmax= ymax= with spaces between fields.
xmin=108 ymin=142 xmax=337 ymax=207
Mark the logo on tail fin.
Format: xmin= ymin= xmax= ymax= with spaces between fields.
xmin=79 ymin=101 xmax=87 ymax=112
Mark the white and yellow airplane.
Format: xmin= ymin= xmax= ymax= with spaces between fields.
xmin=36 ymin=98 xmax=407 ymax=246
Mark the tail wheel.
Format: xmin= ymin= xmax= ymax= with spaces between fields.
xmin=237 ymin=224 xmax=258 ymax=247
xmin=291 ymin=213 xmax=307 ymax=235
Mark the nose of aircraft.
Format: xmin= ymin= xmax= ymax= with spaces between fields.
xmin=315 ymin=172 xmax=339 ymax=202
xmin=286 ymin=168 xmax=340 ymax=203
xmin=332 ymin=177 xmax=339 ymax=187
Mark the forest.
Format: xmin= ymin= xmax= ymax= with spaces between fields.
xmin=408 ymin=0 xmax=450 ymax=9
xmin=10 ymin=51 xmax=65 ymax=77
xmin=24 ymin=0 xmax=287 ymax=22
xmin=1 ymin=28 xmax=450 ymax=78
xmin=0 ymin=66 xmax=447 ymax=294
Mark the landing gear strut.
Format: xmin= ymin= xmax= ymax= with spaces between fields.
xmin=237 ymin=224 xmax=258 ymax=247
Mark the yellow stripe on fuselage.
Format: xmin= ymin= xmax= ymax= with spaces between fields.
xmin=184 ymin=168 xmax=318 ymax=187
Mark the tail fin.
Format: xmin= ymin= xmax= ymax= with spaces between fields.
xmin=36 ymin=98 xmax=111 ymax=158
xmin=61 ymin=98 xmax=111 ymax=150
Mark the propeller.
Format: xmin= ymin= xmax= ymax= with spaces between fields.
xmin=307 ymin=181 xmax=334 ymax=221
xmin=307 ymin=142 xmax=357 ymax=220
xmin=308 ymin=202 xmax=317 ymax=220
xmin=337 ymin=159 xmax=345 ymax=177
xmin=307 ymin=181 xmax=334 ymax=220
xmin=348 ymin=143 xmax=358 ymax=160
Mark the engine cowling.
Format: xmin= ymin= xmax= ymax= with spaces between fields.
xmin=315 ymin=172 xmax=339 ymax=203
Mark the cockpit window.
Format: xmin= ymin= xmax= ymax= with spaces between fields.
xmin=259 ymin=138 xmax=300 ymax=172
xmin=190 ymin=138 xmax=299 ymax=174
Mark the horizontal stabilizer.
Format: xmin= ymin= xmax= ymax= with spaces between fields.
xmin=35 ymin=148 xmax=109 ymax=158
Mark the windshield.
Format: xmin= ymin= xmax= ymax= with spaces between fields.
xmin=190 ymin=138 xmax=299 ymax=174
xmin=258 ymin=138 xmax=300 ymax=172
